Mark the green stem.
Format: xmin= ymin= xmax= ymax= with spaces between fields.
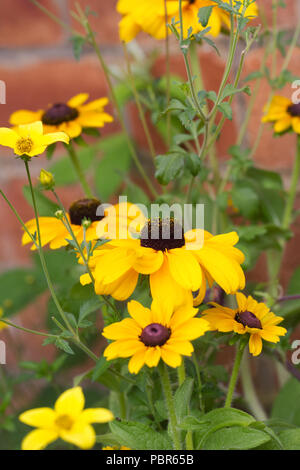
xmin=24 ymin=160 xmax=76 ymax=335
xmin=282 ymin=135 xmax=300 ymax=229
xmin=178 ymin=361 xmax=186 ymax=385
xmin=159 ymin=362 xmax=181 ymax=450
xmin=79 ymin=12 xmax=158 ymax=199
xmin=0 ymin=319 xmax=57 ymax=338
xmin=118 ymin=392 xmax=127 ymax=420
xmin=240 ymin=351 xmax=267 ymax=420
xmin=0 ymin=189 xmax=38 ymax=248
xmin=122 ymin=43 xmax=156 ymax=160
xmin=66 ymin=142 xmax=93 ymax=198
xmin=164 ymin=0 xmax=172 ymax=146
xmin=225 ymin=340 xmax=246 ymax=408
xmin=192 ymin=352 xmax=204 ymax=413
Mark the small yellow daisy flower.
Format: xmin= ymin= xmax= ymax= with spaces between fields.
xmin=22 ymin=200 xmax=144 ymax=251
xmin=102 ymin=298 xmax=210 ymax=374
xmin=117 ymin=0 xmax=258 ymax=42
xmin=262 ymin=95 xmax=300 ymax=135
xmin=202 ymin=292 xmax=287 ymax=356
xmin=19 ymin=386 xmax=114 ymax=450
xmin=81 ymin=218 xmax=245 ymax=308
xmin=10 ymin=93 xmax=113 ymax=139
xmin=0 ymin=121 xmax=69 ymax=157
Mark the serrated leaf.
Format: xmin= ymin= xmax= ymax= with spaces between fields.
xmin=109 ymin=421 xmax=173 ymax=450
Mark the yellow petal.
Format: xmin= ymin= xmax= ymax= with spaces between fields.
xmin=167 ymin=249 xmax=202 ymax=291
xmin=0 ymin=128 xmax=18 ymax=149
xmin=67 ymin=93 xmax=89 ymax=108
xmin=80 ymin=408 xmax=114 ymax=424
xmin=54 ymin=387 xmax=85 ymax=418
xmin=249 ymin=333 xmax=263 ymax=356
xmin=102 ymin=318 xmax=141 ymax=340
xmin=60 ymin=423 xmax=95 ymax=450
xmin=42 ymin=131 xmax=69 ymax=146
xmin=292 ymin=117 xmax=300 ymax=134
xmin=128 ymin=349 xmax=147 ymax=374
xmin=128 ymin=300 xmax=152 ymax=328
xmin=9 ymin=110 xmax=43 ymax=125
xmin=161 ymin=348 xmax=182 ymax=368
xmin=133 ymin=247 xmax=164 ymax=274
xmin=274 ymin=117 xmax=292 ymax=133
xmin=21 ymin=429 xmax=58 ymax=450
xmin=144 ymin=347 xmax=161 ymax=368
xmin=19 ymin=408 xmax=56 ymax=428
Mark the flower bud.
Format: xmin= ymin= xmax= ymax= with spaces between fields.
xmin=39 ymin=169 xmax=55 ymax=189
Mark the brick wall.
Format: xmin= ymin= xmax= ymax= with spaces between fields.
xmin=0 ymin=0 xmax=300 ymax=281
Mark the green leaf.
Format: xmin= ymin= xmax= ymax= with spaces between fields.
xmin=246 ymin=167 xmax=283 ymax=191
xmin=277 ymin=429 xmax=300 ymax=450
xmin=48 ymin=146 xmax=95 ymax=186
xmin=71 ymin=35 xmax=86 ymax=61
xmin=92 ymin=356 xmax=111 ymax=382
xmin=155 ymin=152 xmax=185 ymax=185
xmin=109 ymin=421 xmax=172 ymax=450
xmin=174 ymin=378 xmax=194 ymax=423
xmin=0 ymin=268 xmax=46 ymax=318
xmin=198 ymin=6 xmax=214 ymax=27
xmin=23 ymin=186 xmax=59 ymax=216
xmin=95 ymin=133 xmax=132 ymax=200
xmin=231 ymin=182 xmax=260 ymax=219
xmin=217 ymin=102 xmax=233 ymax=120
xmin=272 ymin=379 xmax=300 ymax=426
xmin=201 ymin=426 xmax=271 ymax=450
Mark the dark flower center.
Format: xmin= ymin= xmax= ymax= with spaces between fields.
xmin=140 ymin=218 xmax=185 ymax=251
xmin=287 ymin=103 xmax=300 ymax=117
xmin=69 ymin=198 xmax=103 ymax=226
xmin=140 ymin=323 xmax=171 ymax=347
xmin=189 ymin=0 xmax=196 ymax=4
xmin=42 ymin=103 xmax=79 ymax=125
xmin=235 ymin=310 xmax=262 ymax=329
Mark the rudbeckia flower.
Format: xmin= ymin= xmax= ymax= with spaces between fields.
xmin=9 ymin=93 xmax=113 ymax=139
xmin=22 ymin=200 xmax=143 ymax=251
xmin=202 ymin=292 xmax=287 ymax=356
xmin=19 ymin=386 xmax=114 ymax=450
xmin=81 ymin=218 xmax=245 ymax=308
xmin=0 ymin=121 xmax=69 ymax=157
xmin=117 ymin=0 xmax=258 ymax=42
xmin=102 ymin=298 xmax=210 ymax=374
xmin=262 ymin=95 xmax=300 ymax=135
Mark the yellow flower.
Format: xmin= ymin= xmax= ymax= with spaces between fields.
xmin=262 ymin=95 xmax=300 ymax=135
xmin=0 ymin=121 xmax=69 ymax=157
xmin=81 ymin=219 xmax=245 ymax=308
xmin=117 ymin=0 xmax=258 ymax=42
xmin=102 ymin=298 xmax=210 ymax=374
xmin=10 ymin=93 xmax=113 ymax=139
xmin=0 ymin=308 xmax=7 ymax=331
xmin=202 ymin=292 xmax=287 ymax=356
xmin=19 ymin=386 xmax=114 ymax=450
xmin=22 ymin=200 xmax=143 ymax=251
xmin=102 ymin=446 xmax=131 ymax=450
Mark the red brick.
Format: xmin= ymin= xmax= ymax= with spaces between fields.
xmin=68 ymin=0 xmax=120 ymax=44
xmin=255 ymin=0 xmax=299 ymax=28
xmin=0 ymin=0 xmax=65 ymax=47
xmin=0 ymin=56 xmax=118 ymax=134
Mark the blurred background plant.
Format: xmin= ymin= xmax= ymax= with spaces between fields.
xmin=0 ymin=0 xmax=300 ymax=450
